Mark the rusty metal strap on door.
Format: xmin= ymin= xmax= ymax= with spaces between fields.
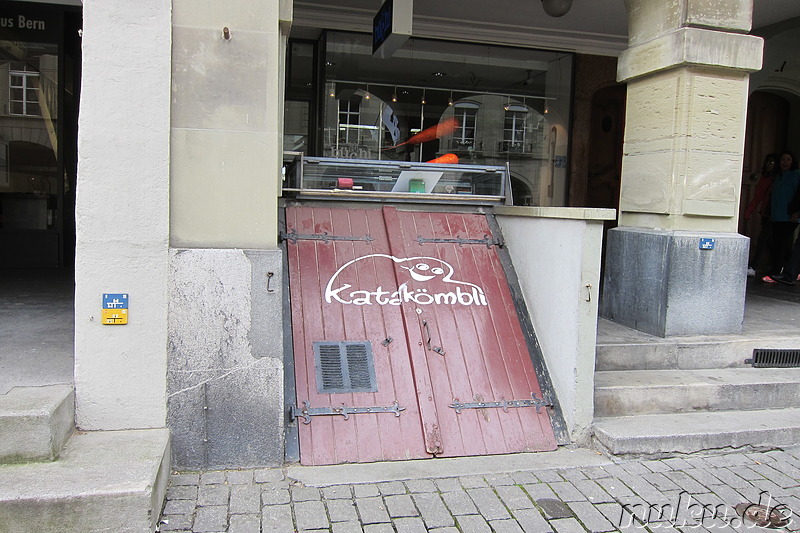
xmin=449 ymin=393 xmax=552 ymax=414
xmin=290 ymin=401 xmax=405 ymax=424
xmin=281 ymin=229 xmax=374 ymax=244
xmin=416 ymin=234 xmax=504 ymax=248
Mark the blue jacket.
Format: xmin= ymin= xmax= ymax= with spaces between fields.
xmin=770 ymin=169 xmax=800 ymax=222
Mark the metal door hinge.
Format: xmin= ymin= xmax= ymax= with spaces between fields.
xmin=290 ymin=401 xmax=405 ymax=424
xmin=449 ymin=393 xmax=552 ymax=414
xmin=280 ymin=229 xmax=374 ymax=244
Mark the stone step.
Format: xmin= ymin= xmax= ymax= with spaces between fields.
xmin=0 ymin=428 xmax=171 ymax=533
xmin=592 ymin=408 xmax=800 ymax=456
xmin=0 ymin=384 xmax=74 ymax=464
xmin=594 ymin=368 xmax=800 ymax=416
xmin=596 ymin=334 xmax=800 ymax=371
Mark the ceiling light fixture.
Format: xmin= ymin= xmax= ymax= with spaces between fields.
xmin=541 ymin=0 xmax=573 ymax=17
xmin=421 ymin=89 xmax=426 ymax=105
xmin=392 ymin=87 xmax=398 ymax=102
xmin=448 ymin=91 xmax=454 ymax=106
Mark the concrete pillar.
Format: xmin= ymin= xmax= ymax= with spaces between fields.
xmin=74 ymin=0 xmax=172 ymax=429
xmin=601 ymin=0 xmax=763 ymax=336
xmin=166 ymin=0 xmax=292 ymax=468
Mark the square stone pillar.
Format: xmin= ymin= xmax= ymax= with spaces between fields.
xmin=601 ymin=0 xmax=763 ymax=336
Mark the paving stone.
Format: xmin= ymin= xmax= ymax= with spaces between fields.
xmin=228 ymin=514 xmax=261 ymax=533
xmin=511 ymin=471 xmax=539 ymax=485
xmin=662 ymin=471 xmax=711 ymax=494
xmin=535 ymin=469 xmax=565 ymax=483
xmin=550 ymin=517 xmax=588 ymax=532
xmin=536 ymin=498 xmax=574 ymax=519
xmin=441 ymin=490 xmax=478 ymax=515
xmin=262 ymin=487 xmax=291 ymax=505
xmin=393 ymin=517 xmax=428 ymax=533
xmin=572 ymin=479 xmax=614 ymax=503
xmin=549 ymin=481 xmax=588 ymax=502
xmin=643 ymin=472 xmax=683 ymax=492
xmin=467 ymin=487 xmax=511 ymax=520
xmin=703 ymin=455 xmax=742 ymax=468
xmin=523 ymin=483 xmax=559 ymax=501
xmin=405 ymin=479 xmax=438 ymax=492
xmin=567 ymin=501 xmax=615 ymax=532
xmin=459 ymin=475 xmax=489 ymax=488
xmin=597 ymin=464 xmax=627 ymax=478
xmin=230 ymin=484 xmax=261 ymax=514
xmin=327 ymin=498 xmax=359 ymax=522
xmin=750 ymin=477 xmax=792 ymax=497
xmin=656 ymin=457 xmax=691 ymax=470
xmin=728 ymin=465 xmax=768 ymax=481
xmin=744 ymin=452 xmax=777 ymax=463
xmin=593 ymin=477 xmax=636 ymax=500
xmin=293 ymin=486 xmax=323 ymax=501
xmin=198 ymin=484 xmax=230 ymax=506
xmin=558 ymin=468 xmax=589 ymax=482
xmin=641 ymin=460 xmax=672 ymax=473
xmin=485 ymin=473 xmax=516 ymax=486
xmin=226 ymin=469 xmax=255 ymax=484
xmin=594 ymin=502 xmax=629 ymax=529
xmin=170 ymin=472 xmax=200 ymax=486
xmin=200 ymin=471 xmax=227 ymax=485
xmin=353 ymin=484 xmax=381 ymax=498
xmin=619 ymin=461 xmax=651 ymax=475
xmin=254 ymin=468 xmax=285 ymax=484
xmin=495 ymin=484 xmax=536 ymax=510
xmin=262 ymin=504 xmax=295 ymax=533
xmin=454 ymin=514 xmax=491 ymax=533
xmin=166 ymin=484 xmax=198 ymax=500
xmin=708 ymin=484 xmax=752 ymax=509
xmin=616 ymin=473 xmax=664 ymax=501
xmin=159 ymin=513 xmax=194 ymax=531
xmin=163 ymin=498 xmax=196 ymax=515
xmin=428 ymin=528 xmax=460 ymax=533
xmin=356 ymin=497 xmax=391 ymax=524
xmin=193 ymin=505 xmax=228 ymax=532
xmin=295 ymin=500 xmax=330 ymax=531
xmin=434 ymin=477 xmax=463 ymax=492
xmin=580 ymin=467 xmax=610 ymax=480
xmin=412 ymin=492 xmax=456 ymax=528
xmin=323 ymin=486 xmax=353 ymax=499
xmin=332 ymin=522 xmax=364 ymax=533
xmin=512 ymin=508 xmax=554 ymax=533
xmin=684 ymin=457 xmax=715 ymax=470
xmin=378 ymin=481 xmax=406 ymax=495
xmin=749 ymin=462 xmax=800 ymax=488
xmin=363 ymin=523 xmax=394 ymax=533
xmin=385 ymin=494 xmax=419 ymax=518
xmin=487 ymin=519 xmax=524 ymax=532
xmin=707 ymin=467 xmax=751 ymax=488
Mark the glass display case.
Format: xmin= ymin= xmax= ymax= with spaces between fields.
xmin=283 ymin=153 xmax=508 ymax=204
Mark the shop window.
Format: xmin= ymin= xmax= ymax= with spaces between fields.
xmin=9 ymin=66 xmax=41 ymax=117
xmin=338 ymin=98 xmax=361 ymax=144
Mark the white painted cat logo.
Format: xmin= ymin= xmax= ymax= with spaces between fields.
xmin=325 ymin=254 xmax=488 ymax=306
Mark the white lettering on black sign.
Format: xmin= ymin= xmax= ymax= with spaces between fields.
xmin=325 ymin=254 xmax=488 ymax=307
xmin=0 ymin=15 xmax=46 ymax=30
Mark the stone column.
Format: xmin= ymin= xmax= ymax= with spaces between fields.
xmin=601 ymin=0 xmax=763 ymax=336
xmin=167 ymin=0 xmax=292 ymax=468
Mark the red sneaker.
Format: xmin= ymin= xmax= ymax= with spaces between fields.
xmin=762 ymin=275 xmax=777 ymax=283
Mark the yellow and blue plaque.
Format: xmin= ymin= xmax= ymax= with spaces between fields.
xmin=102 ymin=293 xmax=128 ymax=325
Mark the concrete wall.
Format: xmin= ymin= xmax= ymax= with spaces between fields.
xmin=495 ymin=207 xmax=615 ymax=443
xmin=74 ymin=0 xmax=171 ymax=429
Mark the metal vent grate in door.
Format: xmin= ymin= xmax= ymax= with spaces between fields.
xmin=314 ymin=341 xmax=378 ymax=393
xmin=746 ymin=349 xmax=800 ymax=368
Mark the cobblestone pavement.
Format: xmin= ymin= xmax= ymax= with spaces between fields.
xmin=158 ymin=447 xmax=800 ymax=533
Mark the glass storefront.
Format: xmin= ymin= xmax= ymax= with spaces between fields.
xmin=284 ymin=32 xmax=573 ymax=206
xmin=0 ymin=4 xmax=80 ymax=267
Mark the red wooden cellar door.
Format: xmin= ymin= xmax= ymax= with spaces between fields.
xmin=285 ymin=205 xmax=556 ymax=466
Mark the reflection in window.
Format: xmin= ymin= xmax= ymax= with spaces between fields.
xmin=452 ymin=102 xmax=478 ymax=150
xmin=9 ymin=65 xmax=41 ymax=117
xmin=338 ymin=98 xmax=361 ymax=144
xmin=503 ymin=104 xmax=528 ymax=153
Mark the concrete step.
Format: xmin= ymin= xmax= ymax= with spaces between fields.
xmin=596 ymin=334 xmax=800 ymax=371
xmin=0 ymin=384 xmax=74 ymax=464
xmin=593 ymin=408 xmax=800 ymax=456
xmin=0 ymin=428 xmax=171 ymax=533
xmin=594 ymin=368 xmax=800 ymax=416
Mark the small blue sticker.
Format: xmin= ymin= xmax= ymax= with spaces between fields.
xmin=699 ymin=238 xmax=715 ymax=250
xmin=103 ymin=293 xmax=129 ymax=309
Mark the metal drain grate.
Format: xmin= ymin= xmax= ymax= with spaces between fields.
xmin=314 ymin=341 xmax=377 ymax=393
xmin=745 ymin=349 xmax=800 ymax=368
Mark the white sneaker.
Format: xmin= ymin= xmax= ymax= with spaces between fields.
xmin=747 ymin=267 xmax=756 ymax=277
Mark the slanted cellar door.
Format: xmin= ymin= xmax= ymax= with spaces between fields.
xmin=285 ymin=205 xmax=556 ymax=465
